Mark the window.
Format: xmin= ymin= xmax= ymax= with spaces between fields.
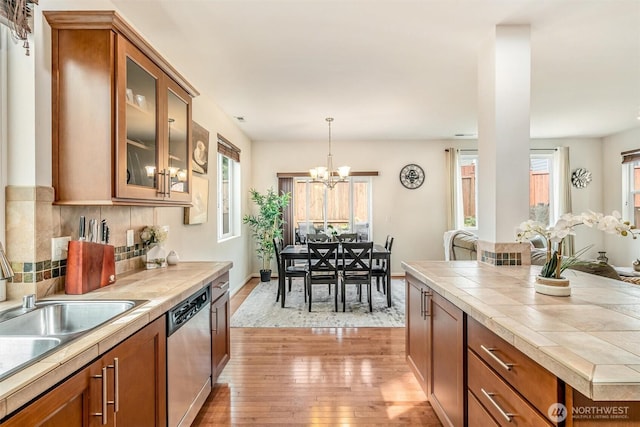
xmin=450 ymin=149 xmax=557 ymax=230
xmin=622 ymin=150 xmax=640 ymax=225
xmin=458 ymin=153 xmax=478 ymax=229
xmin=293 ymin=177 xmax=372 ymax=242
xmin=529 ymin=154 xmax=554 ymax=226
xmin=217 ymin=135 xmax=240 ymax=240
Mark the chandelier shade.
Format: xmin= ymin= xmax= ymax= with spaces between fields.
xmin=309 ymin=117 xmax=350 ymax=189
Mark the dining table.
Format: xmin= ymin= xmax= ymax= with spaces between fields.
xmin=278 ymin=243 xmax=392 ymax=308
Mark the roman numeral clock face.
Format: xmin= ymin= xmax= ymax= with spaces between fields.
xmin=399 ymin=164 xmax=425 ymax=189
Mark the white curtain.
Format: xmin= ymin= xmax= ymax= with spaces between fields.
xmin=445 ymin=148 xmax=461 ymax=230
xmin=553 ymin=146 xmax=574 ymax=255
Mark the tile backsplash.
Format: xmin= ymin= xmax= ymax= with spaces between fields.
xmin=5 ymin=186 xmax=155 ymax=300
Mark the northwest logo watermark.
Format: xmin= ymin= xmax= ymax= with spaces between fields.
xmin=548 ymin=403 xmax=631 ymax=422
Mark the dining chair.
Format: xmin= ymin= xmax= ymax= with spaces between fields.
xmin=306 ymin=233 xmax=329 ymax=242
xmin=337 ymin=233 xmax=358 ymax=242
xmin=372 ymin=236 xmax=393 ymax=294
xmin=341 ymin=241 xmax=374 ymax=312
xmin=306 ymin=241 xmax=340 ymax=312
xmin=273 ymin=238 xmax=307 ymax=303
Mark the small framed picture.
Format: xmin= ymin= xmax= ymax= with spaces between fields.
xmin=192 ymin=121 xmax=209 ymax=175
xmin=184 ymin=175 xmax=209 ymax=225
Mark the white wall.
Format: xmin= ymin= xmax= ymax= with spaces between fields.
xmin=602 ymin=127 xmax=640 ymax=267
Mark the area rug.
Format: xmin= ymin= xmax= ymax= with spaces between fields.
xmin=231 ymin=278 xmax=405 ymax=328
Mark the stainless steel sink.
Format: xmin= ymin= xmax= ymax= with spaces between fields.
xmin=0 ymin=300 xmax=138 ymax=336
xmin=0 ymin=299 xmax=146 ymax=380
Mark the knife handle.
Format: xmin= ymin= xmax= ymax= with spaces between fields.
xmin=79 ymin=216 xmax=86 ymax=241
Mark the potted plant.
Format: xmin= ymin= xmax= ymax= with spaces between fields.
xmin=243 ymin=188 xmax=291 ymax=282
xmin=516 ymin=210 xmax=637 ymax=295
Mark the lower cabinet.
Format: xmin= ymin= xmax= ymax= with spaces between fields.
xmin=430 ymin=291 xmax=465 ymax=427
xmin=211 ymin=274 xmax=231 ymax=381
xmin=406 ymin=274 xmax=430 ymax=392
xmin=405 ymin=274 xmax=465 ymax=427
xmin=2 ymin=315 xmax=166 ymax=427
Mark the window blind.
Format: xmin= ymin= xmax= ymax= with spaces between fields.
xmin=621 ymin=149 xmax=640 ymax=164
xmin=217 ymin=134 xmax=240 ymax=162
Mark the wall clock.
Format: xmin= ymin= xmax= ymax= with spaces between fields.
xmin=571 ymin=168 xmax=592 ymax=188
xmin=399 ymin=164 xmax=425 ymax=189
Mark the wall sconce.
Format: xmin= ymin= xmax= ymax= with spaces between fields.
xmin=168 ymin=167 xmax=178 ymax=178
xmin=176 ymin=169 xmax=187 ymax=182
xmin=145 ymin=165 xmax=156 ymax=177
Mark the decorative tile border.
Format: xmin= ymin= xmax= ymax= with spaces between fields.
xmin=9 ymin=243 xmax=147 ymax=284
xmin=481 ymin=250 xmax=522 ymax=266
xmin=477 ymin=240 xmax=531 ymax=267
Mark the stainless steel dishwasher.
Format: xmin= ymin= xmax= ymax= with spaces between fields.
xmin=167 ymin=287 xmax=212 ymax=427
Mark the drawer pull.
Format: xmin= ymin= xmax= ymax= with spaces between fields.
xmin=214 ymin=281 xmax=229 ymax=291
xmin=481 ymin=388 xmax=515 ymax=423
xmin=480 ymin=345 xmax=514 ymax=371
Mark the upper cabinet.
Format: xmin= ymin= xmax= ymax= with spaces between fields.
xmin=45 ymin=11 xmax=199 ymax=206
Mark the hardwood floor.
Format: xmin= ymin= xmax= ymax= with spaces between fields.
xmin=193 ymin=279 xmax=440 ymax=426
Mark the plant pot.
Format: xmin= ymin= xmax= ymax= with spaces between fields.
xmin=260 ymin=269 xmax=272 ymax=282
xmin=535 ymin=275 xmax=570 ymax=296
xmin=535 ymin=276 xmax=569 ymax=287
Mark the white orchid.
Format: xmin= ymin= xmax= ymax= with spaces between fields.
xmin=516 ymin=210 xmax=638 ymax=278
xmin=516 ymin=210 xmax=636 ymax=244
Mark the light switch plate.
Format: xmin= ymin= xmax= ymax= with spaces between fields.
xmin=51 ymin=236 xmax=71 ymax=261
xmin=126 ymin=229 xmax=134 ymax=247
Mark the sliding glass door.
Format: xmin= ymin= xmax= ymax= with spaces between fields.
xmin=293 ymin=177 xmax=372 ymax=241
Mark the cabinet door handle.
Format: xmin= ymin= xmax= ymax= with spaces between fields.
xmin=91 ymin=366 xmax=108 ymax=425
xmin=107 ymin=358 xmax=120 ymax=413
xmin=166 ymin=169 xmax=171 ymax=197
xmin=156 ymin=169 xmax=164 ymax=196
xmin=419 ymin=289 xmax=424 ymax=318
xmin=423 ymin=290 xmax=432 ymax=319
xmin=480 ymin=345 xmax=514 ymax=371
xmin=481 ymin=388 xmax=515 ymax=423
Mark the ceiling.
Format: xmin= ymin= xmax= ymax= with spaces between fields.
xmin=107 ymin=0 xmax=640 ymax=142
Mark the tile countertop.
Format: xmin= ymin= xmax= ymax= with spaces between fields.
xmin=402 ymin=260 xmax=640 ymax=402
xmin=0 ymin=261 xmax=232 ymax=420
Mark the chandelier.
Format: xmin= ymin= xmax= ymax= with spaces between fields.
xmin=309 ymin=117 xmax=350 ymax=189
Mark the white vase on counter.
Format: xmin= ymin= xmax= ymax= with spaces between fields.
xmin=146 ymin=244 xmax=167 ymax=269
xmin=166 ymin=250 xmax=179 ymax=265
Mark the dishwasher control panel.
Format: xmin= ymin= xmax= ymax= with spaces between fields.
xmin=167 ymin=287 xmax=210 ymax=336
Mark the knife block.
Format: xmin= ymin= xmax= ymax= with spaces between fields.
xmin=65 ymin=241 xmax=116 ymax=295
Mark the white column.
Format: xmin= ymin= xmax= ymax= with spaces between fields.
xmin=477 ymin=25 xmax=531 ymax=244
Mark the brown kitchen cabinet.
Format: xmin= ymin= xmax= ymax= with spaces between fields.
xmin=430 ymin=290 xmax=465 ymax=427
xmin=1 ymin=315 xmax=166 ymax=427
xmin=405 ymin=273 xmax=465 ymax=427
xmin=406 ymin=274 xmax=430 ymax=393
xmin=211 ymin=273 xmax=230 ymax=381
xmin=45 ymin=11 xmax=198 ymax=206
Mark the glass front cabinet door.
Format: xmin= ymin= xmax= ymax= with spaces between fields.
xmin=117 ymin=37 xmax=192 ymax=203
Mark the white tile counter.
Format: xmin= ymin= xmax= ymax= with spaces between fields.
xmin=402 ymin=260 xmax=640 ymax=401
xmin=0 ymin=261 xmax=232 ymax=420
